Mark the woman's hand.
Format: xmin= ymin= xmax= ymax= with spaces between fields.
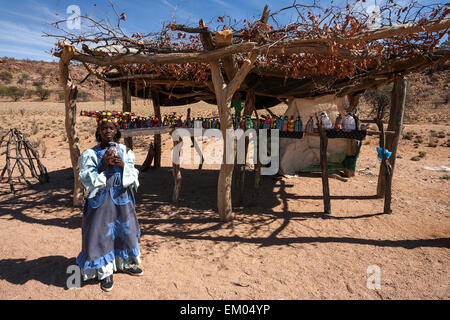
xmin=111 ymin=155 xmax=124 ymax=168
xmin=99 ymin=149 xmax=114 ymax=172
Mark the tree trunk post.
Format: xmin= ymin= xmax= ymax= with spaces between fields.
xmin=209 ymin=52 xmax=257 ymax=221
xmin=377 ymin=75 xmax=407 ymax=199
xmin=237 ymin=89 xmax=255 ymax=205
xmin=121 ymin=80 xmax=133 ymax=150
xmin=58 ymin=41 xmax=84 ymax=207
xmin=171 ymin=128 xmax=182 ymax=202
xmin=319 ymin=124 xmax=331 ymax=214
xmin=151 ymin=90 xmax=162 ymax=168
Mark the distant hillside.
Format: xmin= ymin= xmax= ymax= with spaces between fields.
xmin=0 ymin=57 xmax=448 ymax=123
xmin=0 ymin=57 xmax=115 ymax=102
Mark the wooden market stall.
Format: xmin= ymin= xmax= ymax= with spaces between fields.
xmin=51 ymin=2 xmax=450 ymax=220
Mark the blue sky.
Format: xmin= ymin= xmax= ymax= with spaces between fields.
xmin=0 ymin=0 xmax=281 ymax=61
xmin=0 ymin=0 xmax=445 ymax=62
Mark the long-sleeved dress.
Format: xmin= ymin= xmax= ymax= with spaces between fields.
xmin=76 ymin=143 xmax=141 ymax=281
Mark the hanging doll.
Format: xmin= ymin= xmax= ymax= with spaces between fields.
xmin=320 ymin=111 xmax=333 ymax=129
xmin=287 ymin=116 xmax=295 ymax=132
xmin=305 ymin=116 xmax=314 ymax=133
xmin=294 ymin=116 xmax=303 ymax=132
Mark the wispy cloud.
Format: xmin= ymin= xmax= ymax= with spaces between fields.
xmin=0 ymin=20 xmax=55 ymax=47
xmin=160 ymin=0 xmax=177 ymax=10
xmin=211 ymin=0 xmax=236 ymax=10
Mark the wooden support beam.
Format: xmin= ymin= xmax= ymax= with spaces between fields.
xmin=377 ymin=75 xmax=407 ymax=206
xmin=210 ymin=53 xmax=258 ymax=221
xmin=236 ymin=89 xmax=256 ymax=205
xmin=375 ymin=119 xmax=393 ymax=213
xmin=319 ymin=124 xmax=331 ymax=214
xmin=58 ymin=42 xmax=83 ymax=207
xmin=141 ymin=141 xmax=155 ymax=172
xmin=121 ymin=80 xmax=133 ymax=150
xmin=151 ymin=90 xmax=162 ymax=168
xmin=171 ymin=128 xmax=182 ymax=202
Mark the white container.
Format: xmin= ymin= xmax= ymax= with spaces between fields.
xmin=320 ymin=111 xmax=333 ymax=129
xmin=343 ymin=113 xmax=356 ymax=131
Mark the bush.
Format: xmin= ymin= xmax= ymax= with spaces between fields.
xmin=35 ymin=86 xmax=52 ymax=101
xmin=0 ymin=85 xmax=8 ymax=96
xmin=58 ymin=91 xmax=65 ymax=101
xmin=32 ymin=80 xmax=44 ymax=87
xmin=363 ymin=89 xmax=390 ymax=119
xmin=0 ymin=71 xmax=13 ymax=82
xmin=25 ymin=89 xmax=34 ymax=99
xmin=78 ymin=91 xmax=90 ymax=102
xmin=7 ymin=86 xmax=25 ymax=101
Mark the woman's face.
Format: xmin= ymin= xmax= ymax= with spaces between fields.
xmin=99 ymin=121 xmax=117 ymax=143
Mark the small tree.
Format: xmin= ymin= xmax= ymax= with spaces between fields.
xmin=78 ymin=90 xmax=90 ymax=102
xmin=0 ymin=71 xmax=13 ymax=83
xmin=0 ymin=85 xmax=8 ymax=97
xmin=35 ymin=86 xmax=52 ymax=101
xmin=7 ymin=86 xmax=25 ymax=101
xmin=25 ymin=89 xmax=34 ymax=99
xmin=32 ymin=80 xmax=44 ymax=87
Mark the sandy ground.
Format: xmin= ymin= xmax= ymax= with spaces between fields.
xmin=0 ymin=100 xmax=448 ymax=300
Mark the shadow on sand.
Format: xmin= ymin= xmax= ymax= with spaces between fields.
xmin=0 ymin=165 xmax=448 ymax=289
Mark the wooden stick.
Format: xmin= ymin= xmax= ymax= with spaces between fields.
xmin=319 ymin=124 xmax=331 ymax=214
xmin=59 ymin=42 xmax=83 ymax=206
xmin=141 ymin=142 xmax=155 ymax=172
xmin=171 ymin=129 xmax=182 ymax=202
xmin=377 ymin=75 xmax=406 ymax=209
xmin=151 ymin=90 xmax=162 ymax=168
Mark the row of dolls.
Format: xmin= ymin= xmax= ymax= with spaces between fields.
xmin=87 ymin=110 xmax=358 ymax=132
xmin=257 ymin=111 xmax=359 ymax=133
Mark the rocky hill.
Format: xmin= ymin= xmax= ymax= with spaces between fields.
xmin=0 ymin=57 xmax=114 ymax=102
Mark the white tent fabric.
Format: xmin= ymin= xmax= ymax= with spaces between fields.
xmin=279 ymin=94 xmax=348 ymax=175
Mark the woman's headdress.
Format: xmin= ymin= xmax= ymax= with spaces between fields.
xmin=80 ymin=111 xmax=134 ymax=126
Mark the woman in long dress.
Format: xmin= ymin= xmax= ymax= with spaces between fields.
xmin=76 ymin=115 xmax=143 ymax=292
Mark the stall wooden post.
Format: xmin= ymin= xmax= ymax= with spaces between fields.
xmin=209 ymin=48 xmax=257 ymax=221
xmin=237 ymin=89 xmax=255 ymax=205
xmin=58 ymin=41 xmax=84 ymax=207
xmin=151 ymin=90 xmax=162 ymax=168
xmin=171 ymin=128 xmax=182 ymax=202
xmin=319 ymin=124 xmax=331 ymax=214
xmin=376 ymin=119 xmax=393 ymax=213
xmin=121 ymin=80 xmax=133 ymax=150
xmin=377 ymin=75 xmax=407 ymax=199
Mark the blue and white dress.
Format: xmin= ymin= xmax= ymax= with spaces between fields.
xmin=76 ymin=143 xmax=141 ymax=281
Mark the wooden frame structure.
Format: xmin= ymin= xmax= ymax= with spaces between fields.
xmin=53 ymin=4 xmax=450 ymax=219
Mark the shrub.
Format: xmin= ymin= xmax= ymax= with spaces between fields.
xmin=6 ymin=86 xmax=25 ymax=101
xmin=0 ymin=71 xmax=13 ymax=82
xmin=0 ymin=85 xmax=8 ymax=96
xmin=32 ymin=80 xmax=44 ymax=87
xmin=24 ymin=89 xmax=34 ymax=99
xmin=35 ymin=86 xmax=52 ymax=101
xmin=78 ymin=90 xmax=90 ymax=102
